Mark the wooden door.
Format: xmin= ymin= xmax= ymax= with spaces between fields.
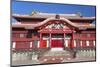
xmin=51 ymin=40 xmax=63 ymax=48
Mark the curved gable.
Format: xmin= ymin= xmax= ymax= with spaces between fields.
xmin=36 ymin=17 xmax=79 ymax=30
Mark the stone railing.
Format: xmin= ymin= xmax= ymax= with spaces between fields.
xmin=76 ymin=49 xmax=95 ymax=58
xmin=12 ymin=48 xmax=96 ymax=62
xmin=12 ymin=51 xmax=38 ymax=61
xmin=12 ymin=48 xmax=50 ymax=62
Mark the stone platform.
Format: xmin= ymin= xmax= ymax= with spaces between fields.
xmin=11 ymin=48 xmax=96 ymax=66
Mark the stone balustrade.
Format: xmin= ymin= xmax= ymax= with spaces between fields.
xmin=12 ymin=51 xmax=37 ymax=61
xmin=12 ymin=49 xmax=96 ymax=62
xmin=76 ymin=49 xmax=95 ymax=58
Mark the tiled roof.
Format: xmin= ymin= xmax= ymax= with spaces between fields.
xmin=12 ymin=13 xmax=95 ymax=20
xmin=12 ymin=13 xmax=95 ymax=30
xmin=12 ymin=17 xmax=95 ymax=30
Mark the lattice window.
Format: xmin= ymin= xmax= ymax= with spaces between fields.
xmin=46 ymin=23 xmax=64 ymax=29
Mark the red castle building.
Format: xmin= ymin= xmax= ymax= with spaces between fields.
xmin=11 ymin=12 xmax=96 ymax=65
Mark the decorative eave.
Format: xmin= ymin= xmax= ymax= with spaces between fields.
xmin=12 ymin=23 xmax=95 ymax=30
xmin=12 ymin=17 xmax=95 ymax=30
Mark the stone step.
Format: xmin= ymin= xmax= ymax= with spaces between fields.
xmin=43 ymin=50 xmax=72 ymax=56
xmin=38 ymin=49 xmax=74 ymax=63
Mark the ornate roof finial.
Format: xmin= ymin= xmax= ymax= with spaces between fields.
xmin=30 ymin=10 xmax=40 ymax=15
xmin=77 ymin=12 xmax=82 ymax=17
xmin=55 ymin=14 xmax=60 ymax=19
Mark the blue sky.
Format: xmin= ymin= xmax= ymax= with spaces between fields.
xmin=12 ymin=0 xmax=96 ymax=23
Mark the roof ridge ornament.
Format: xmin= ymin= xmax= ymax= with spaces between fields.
xmin=30 ymin=10 xmax=40 ymax=16
xmin=55 ymin=14 xmax=60 ymax=19
xmin=77 ymin=12 xmax=82 ymax=17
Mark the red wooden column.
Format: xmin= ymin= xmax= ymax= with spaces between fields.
xmin=50 ymin=33 xmax=51 ymax=48
xmin=71 ymin=29 xmax=74 ymax=48
xmin=39 ymin=33 xmax=42 ymax=48
xmin=64 ymin=33 xmax=66 ymax=48
xmin=76 ymin=33 xmax=81 ymax=48
xmin=89 ymin=40 xmax=94 ymax=47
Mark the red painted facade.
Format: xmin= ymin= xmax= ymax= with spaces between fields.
xmin=12 ymin=13 xmax=96 ymax=50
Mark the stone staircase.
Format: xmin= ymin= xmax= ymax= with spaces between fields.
xmin=38 ymin=49 xmax=74 ymax=63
